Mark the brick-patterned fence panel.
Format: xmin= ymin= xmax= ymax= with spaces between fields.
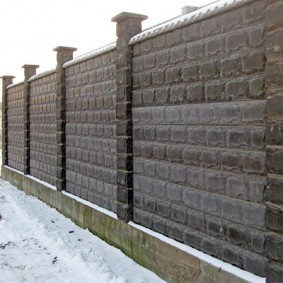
xmin=6 ymin=83 xmax=25 ymax=172
xmin=29 ymin=72 xmax=57 ymax=186
xmin=64 ymin=48 xmax=117 ymax=212
xmin=131 ymin=0 xmax=267 ymax=276
xmin=3 ymin=0 xmax=283 ymax=280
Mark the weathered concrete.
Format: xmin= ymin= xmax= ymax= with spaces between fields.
xmin=1 ymin=165 xmax=257 ymax=283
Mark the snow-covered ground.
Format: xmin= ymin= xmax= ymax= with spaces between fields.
xmin=0 ymin=179 xmax=165 ymax=283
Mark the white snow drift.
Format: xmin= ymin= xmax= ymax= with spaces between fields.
xmin=0 ymin=180 xmax=164 ymax=283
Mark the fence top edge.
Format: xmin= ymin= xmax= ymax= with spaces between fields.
xmin=63 ymin=42 xmax=116 ymax=68
xmin=28 ymin=69 xmax=56 ymax=83
xmin=6 ymin=81 xmax=25 ymax=90
xmin=129 ymin=0 xmax=250 ymax=45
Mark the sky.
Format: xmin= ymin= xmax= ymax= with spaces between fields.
xmin=0 ymin=0 xmax=215 ymax=83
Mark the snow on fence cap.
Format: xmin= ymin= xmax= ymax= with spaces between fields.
xmin=129 ymin=0 xmax=249 ymax=44
xmin=63 ymin=42 xmax=116 ymax=68
xmin=6 ymin=81 xmax=24 ymax=89
xmin=28 ymin=69 xmax=56 ymax=82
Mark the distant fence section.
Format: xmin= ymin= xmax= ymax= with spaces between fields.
xmin=2 ymin=0 xmax=283 ymax=281
xmin=64 ymin=47 xmax=118 ymax=212
xmin=29 ymin=71 xmax=57 ymax=185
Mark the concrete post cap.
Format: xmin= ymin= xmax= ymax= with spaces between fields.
xmin=112 ymin=12 xmax=148 ymax=23
xmin=0 ymin=75 xmax=15 ymax=79
xmin=22 ymin=65 xmax=39 ymax=69
xmin=181 ymin=6 xmax=198 ymax=15
xmin=53 ymin=46 xmax=77 ymax=52
xmin=1 ymin=76 xmax=14 ymax=87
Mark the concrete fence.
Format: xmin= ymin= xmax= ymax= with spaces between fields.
xmin=1 ymin=0 xmax=283 ymax=282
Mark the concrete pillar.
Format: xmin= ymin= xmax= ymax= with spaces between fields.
xmin=53 ymin=46 xmax=77 ymax=191
xmin=112 ymin=12 xmax=147 ymax=222
xmin=22 ymin=65 xmax=39 ymax=174
xmin=23 ymin=64 xmax=39 ymax=81
xmin=1 ymin=76 xmax=14 ymax=166
xmin=265 ymin=1 xmax=283 ymax=281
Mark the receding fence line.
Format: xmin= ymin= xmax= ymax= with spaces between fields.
xmin=2 ymin=1 xmax=283 ymax=282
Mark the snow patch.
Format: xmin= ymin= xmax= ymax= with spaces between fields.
xmin=1 ymin=167 xmax=266 ymax=282
xmin=27 ymin=175 xmax=57 ymax=191
xmin=62 ymin=191 xmax=117 ymax=220
xmin=130 ymin=0 xmax=250 ymax=44
xmin=3 ymin=165 xmax=24 ymax=175
xmin=0 ymin=181 xmax=164 ymax=283
xmin=28 ymin=69 xmax=56 ymax=82
xmin=2 ymin=166 xmax=57 ymax=191
xmin=63 ymin=43 xmax=116 ymax=68
xmin=6 ymin=81 xmax=24 ymax=89
xmin=129 ymin=222 xmax=265 ymax=283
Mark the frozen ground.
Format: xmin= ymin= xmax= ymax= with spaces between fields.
xmin=0 ymin=179 xmax=165 ymax=283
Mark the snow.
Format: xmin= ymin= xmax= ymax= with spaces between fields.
xmin=129 ymin=222 xmax=266 ymax=283
xmin=0 ymin=180 xmax=165 ymax=283
xmin=2 ymin=166 xmax=57 ymax=191
xmin=0 ymin=175 xmax=266 ymax=283
xmin=27 ymin=175 xmax=57 ymax=191
xmin=130 ymin=0 xmax=249 ymax=44
xmin=62 ymin=191 xmax=117 ymax=220
xmin=63 ymin=43 xmax=116 ymax=69
xmin=28 ymin=69 xmax=56 ymax=83
xmin=3 ymin=165 xmax=24 ymax=176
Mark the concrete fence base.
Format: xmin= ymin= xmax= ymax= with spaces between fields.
xmin=1 ymin=165 xmax=264 ymax=283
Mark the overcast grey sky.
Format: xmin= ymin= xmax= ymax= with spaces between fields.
xmin=0 ymin=0 xmax=215 ymax=83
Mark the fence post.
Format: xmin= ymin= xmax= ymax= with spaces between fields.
xmin=53 ymin=46 xmax=77 ymax=191
xmin=112 ymin=12 xmax=147 ymax=222
xmin=1 ymin=76 xmax=15 ymax=166
xmin=265 ymin=0 xmax=283 ymax=281
xmin=22 ymin=65 xmax=39 ymax=175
